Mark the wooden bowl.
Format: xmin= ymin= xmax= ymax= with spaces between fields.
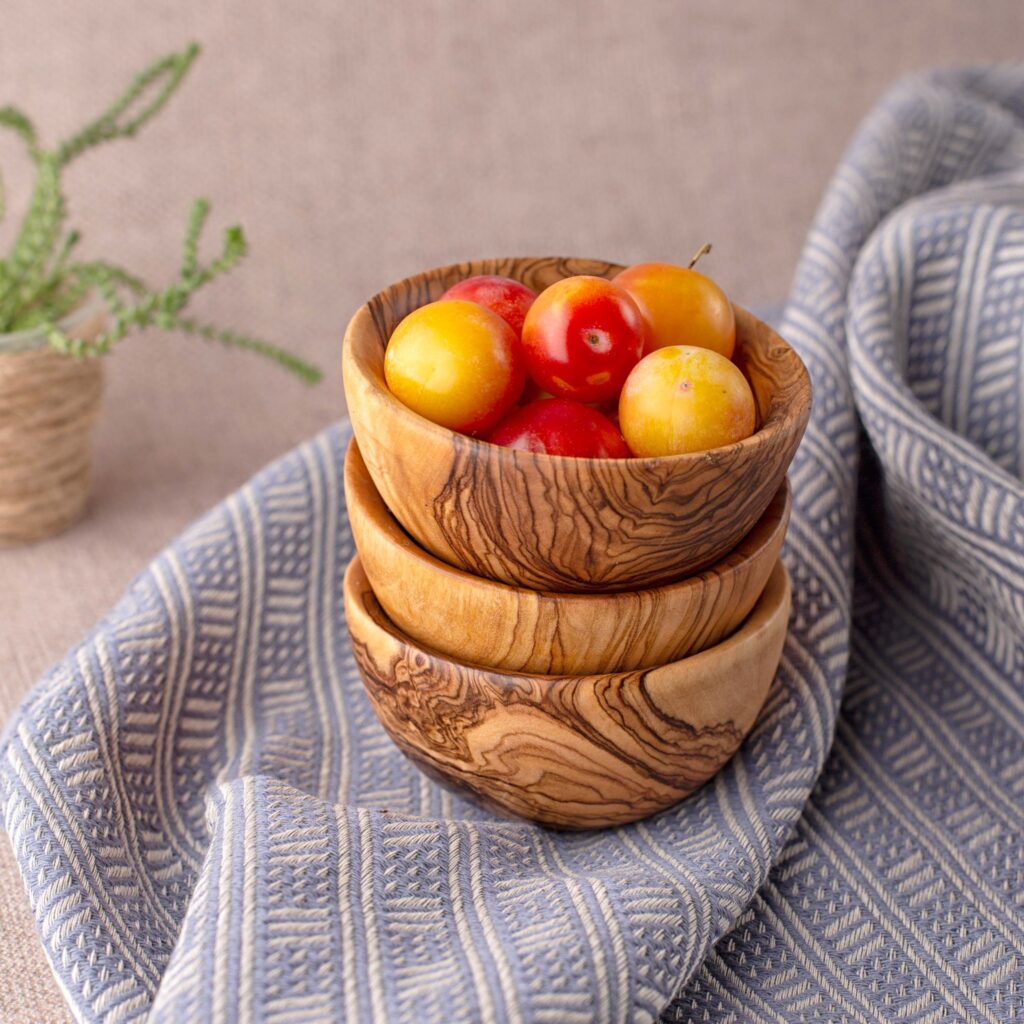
xmin=344 ymin=556 xmax=791 ymax=829
xmin=345 ymin=438 xmax=790 ymax=675
xmin=342 ymin=256 xmax=810 ymax=592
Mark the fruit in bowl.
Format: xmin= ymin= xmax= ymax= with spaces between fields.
xmin=381 ymin=251 xmax=756 ymax=460
xmin=383 ymin=298 xmax=524 ymax=434
xmin=342 ymin=257 xmax=811 ymax=591
xmin=520 ymin=275 xmax=648 ymax=404
xmin=485 ymin=397 xmax=629 ymax=459
xmin=613 ymin=255 xmax=736 ymax=357
xmin=439 ymin=274 xmax=537 ymax=337
xmin=619 ymin=345 xmax=756 ymax=457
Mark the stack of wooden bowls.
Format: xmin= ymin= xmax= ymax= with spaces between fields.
xmin=342 ymin=257 xmax=811 ymax=829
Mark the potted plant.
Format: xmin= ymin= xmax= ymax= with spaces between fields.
xmin=0 ymin=43 xmax=320 ymax=545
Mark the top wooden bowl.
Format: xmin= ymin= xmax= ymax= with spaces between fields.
xmin=343 ymin=256 xmax=811 ymax=592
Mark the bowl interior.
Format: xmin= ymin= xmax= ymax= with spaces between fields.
xmin=345 ymin=437 xmax=791 ymax=675
xmin=350 ymin=256 xmax=802 ymax=460
xmin=344 ymin=555 xmax=791 ymax=829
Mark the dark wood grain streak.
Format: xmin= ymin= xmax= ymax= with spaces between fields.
xmin=344 ymin=557 xmax=791 ymax=830
xmin=346 ymin=438 xmax=791 ymax=675
xmin=343 ymin=256 xmax=811 ymax=592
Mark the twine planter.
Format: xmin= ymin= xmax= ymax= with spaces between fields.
xmin=0 ymin=304 xmax=106 ymax=545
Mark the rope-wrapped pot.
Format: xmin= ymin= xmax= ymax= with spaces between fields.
xmin=0 ymin=304 xmax=105 ymax=545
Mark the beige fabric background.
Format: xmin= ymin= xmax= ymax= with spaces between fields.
xmin=2 ymin=3 xmax=1023 ymax=1020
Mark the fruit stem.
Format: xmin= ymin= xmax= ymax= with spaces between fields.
xmin=688 ymin=242 xmax=712 ymax=269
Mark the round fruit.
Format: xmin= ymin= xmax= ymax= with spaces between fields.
xmin=613 ymin=261 xmax=736 ymax=358
xmin=521 ymin=276 xmax=647 ymax=404
xmin=440 ymin=274 xmax=537 ymax=338
xmin=618 ymin=345 xmax=755 ymax=457
xmin=486 ymin=398 xmax=630 ymax=458
xmin=384 ymin=299 xmax=525 ymax=434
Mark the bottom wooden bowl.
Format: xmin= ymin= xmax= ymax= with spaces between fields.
xmin=344 ymin=556 xmax=791 ymax=830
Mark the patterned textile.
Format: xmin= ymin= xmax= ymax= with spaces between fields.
xmin=2 ymin=67 xmax=1023 ymax=1023
xmin=669 ymin=68 xmax=1024 ymax=1021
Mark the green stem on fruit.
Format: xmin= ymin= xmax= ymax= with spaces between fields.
xmin=688 ymin=243 xmax=712 ymax=270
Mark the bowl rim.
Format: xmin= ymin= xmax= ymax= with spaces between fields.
xmin=345 ymin=436 xmax=792 ymax=604
xmin=345 ymin=553 xmax=792 ymax=683
xmin=344 ymin=255 xmax=812 ymax=470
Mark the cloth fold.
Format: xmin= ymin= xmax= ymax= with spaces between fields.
xmin=3 ymin=66 xmax=1023 ymax=1023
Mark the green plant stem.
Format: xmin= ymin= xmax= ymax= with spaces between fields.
xmin=55 ymin=45 xmax=200 ymax=168
xmin=0 ymin=43 xmax=320 ymax=385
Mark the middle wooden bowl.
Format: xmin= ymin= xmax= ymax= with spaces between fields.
xmin=345 ymin=438 xmax=791 ymax=676
xmin=344 ymin=556 xmax=791 ymax=829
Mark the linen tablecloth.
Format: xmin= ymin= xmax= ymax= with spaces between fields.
xmin=3 ymin=66 xmax=1023 ymax=1022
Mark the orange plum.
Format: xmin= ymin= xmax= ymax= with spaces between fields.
xmin=618 ymin=345 xmax=755 ymax=457
xmin=613 ymin=261 xmax=736 ymax=358
xmin=384 ymin=300 xmax=525 ymax=434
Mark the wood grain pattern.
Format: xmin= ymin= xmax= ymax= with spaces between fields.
xmin=342 ymin=256 xmax=811 ymax=592
xmin=344 ymin=556 xmax=791 ymax=829
xmin=346 ymin=438 xmax=790 ymax=675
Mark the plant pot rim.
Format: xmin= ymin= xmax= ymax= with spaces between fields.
xmin=0 ymin=296 xmax=107 ymax=355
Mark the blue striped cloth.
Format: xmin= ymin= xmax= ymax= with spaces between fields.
xmin=3 ymin=66 xmax=1023 ymax=1023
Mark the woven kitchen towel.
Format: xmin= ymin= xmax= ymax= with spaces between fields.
xmin=665 ymin=68 xmax=1024 ymax=1022
xmin=3 ymin=66 xmax=1023 ymax=1023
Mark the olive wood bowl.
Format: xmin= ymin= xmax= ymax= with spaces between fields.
xmin=342 ymin=256 xmax=810 ymax=592
xmin=345 ymin=437 xmax=790 ymax=676
xmin=344 ymin=556 xmax=791 ymax=830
